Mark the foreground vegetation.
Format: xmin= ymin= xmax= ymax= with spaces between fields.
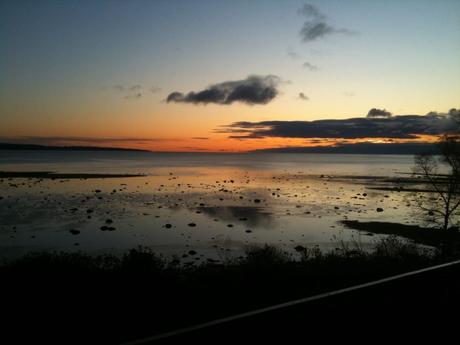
xmin=1 ymin=237 xmax=459 ymax=343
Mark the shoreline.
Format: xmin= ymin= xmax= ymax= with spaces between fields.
xmin=0 ymin=171 xmax=145 ymax=179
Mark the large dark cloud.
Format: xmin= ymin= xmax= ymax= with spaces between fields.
xmin=252 ymin=142 xmax=439 ymax=155
xmin=219 ymin=114 xmax=458 ymax=140
xmin=166 ymin=75 xmax=281 ymax=105
xmin=298 ymin=3 xmax=354 ymax=43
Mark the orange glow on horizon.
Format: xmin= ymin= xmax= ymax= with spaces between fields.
xmin=6 ymin=134 xmax=439 ymax=152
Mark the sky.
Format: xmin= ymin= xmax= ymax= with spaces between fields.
xmin=1 ymin=0 xmax=459 ymax=152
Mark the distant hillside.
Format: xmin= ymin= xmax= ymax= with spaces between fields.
xmin=251 ymin=142 xmax=439 ymax=155
xmin=0 ymin=143 xmax=150 ymax=152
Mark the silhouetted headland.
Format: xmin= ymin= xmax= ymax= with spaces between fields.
xmin=0 ymin=171 xmax=145 ymax=179
xmin=0 ymin=142 xmax=150 ymax=152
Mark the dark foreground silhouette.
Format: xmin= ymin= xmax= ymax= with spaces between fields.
xmin=1 ymin=239 xmax=459 ymax=344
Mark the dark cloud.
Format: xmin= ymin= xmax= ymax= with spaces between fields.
xmin=219 ymin=114 xmax=458 ymax=140
xmin=191 ymin=137 xmax=210 ymax=140
xmin=299 ymin=92 xmax=309 ymax=101
xmin=448 ymin=108 xmax=460 ymax=126
xmin=251 ymin=142 xmax=439 ymax=155
xmin=427 ymin=108 xmax=460 ymax=129
xmin=166 ymin=75 xmax=281 ymax=105
xmin=302 ymin=61 xmax=318 ymax=71
xmin=298 ymin=3 xmax=354 ymax=43
xmin=367 ymin=108 xmax=392 ymax=118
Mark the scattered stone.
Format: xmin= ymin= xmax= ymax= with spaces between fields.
xmin=294 ymin=245 xmax=306 ymax=252
xmin=100 ymin=226 xmax=116 ymax=231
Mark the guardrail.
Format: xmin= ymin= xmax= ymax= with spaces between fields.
xmin=122 ymin=259 xmax=460 ymax=344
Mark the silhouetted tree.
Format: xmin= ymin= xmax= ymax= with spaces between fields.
xmin=413 ymin=134 xmax=460 ymax=234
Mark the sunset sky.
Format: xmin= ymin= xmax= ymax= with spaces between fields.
xmin=1 ymin=0 xmax=459 ymax=152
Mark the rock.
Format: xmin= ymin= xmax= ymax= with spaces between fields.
xmin=188 ymin=223 xmax=196 ymax=227
xmin=188 ymin=250 xmax=197 ymax=256
xmin=69 ymin=229 xmax=80 ymax=235
xmin=100 ymin=226 xmax=116 ymax=231
xmin=105 ymin=219 xmax=113 ymax=224
xmin=165 ymin=224 xmax=172 ymax=229
xmin=376 ymin=208 xmax=384 ymax=212
xmin=294 ymin=245 xmax=306 ymax=252
xmin=254 ymin=199 xmax=261 ymax=203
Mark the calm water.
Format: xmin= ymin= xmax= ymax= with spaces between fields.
xmin=0 ymin=151 xmax=421 ymax=262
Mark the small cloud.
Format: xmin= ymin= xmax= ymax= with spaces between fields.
xmin=298 ymin=3 xmax=355 ymax=43
xmin=191 ymin=137 xmax=209 ymax=140
xmin=105 ymin=84 xmax=161 ymax=98
xmin=343 ymin=91 xmax=355 ymax=97
xmin=302 ymin=61 xmax=318 ymax=71
xmin=166 ymin=75 xmax=281 ymax=105
xmin=367 ymin=108 xmax=392 ymax=118
xmin=287 ymin=48 xmax=302 ymax=60
xmin=299 ymin=92 xmax=309 ymax=101
xmin=125 ymin=93 xmax=142 ymax=99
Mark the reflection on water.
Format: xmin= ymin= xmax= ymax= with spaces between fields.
xmin=195 ymin=206 xmax=274 ymax=228
xmin=0 ymin=151 xmax=421 ymax=261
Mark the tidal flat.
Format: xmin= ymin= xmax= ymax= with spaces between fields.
xmin=0 ymin=152 xmax=437 ymax=262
